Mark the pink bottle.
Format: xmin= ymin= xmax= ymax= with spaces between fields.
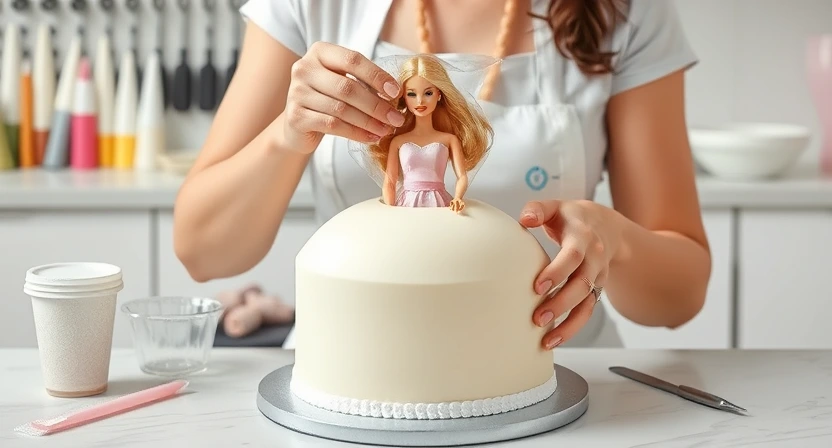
xmin=807 ymin=34 xmax=832 ymax=176
xmin=70 ymin=57 xmax=99 ymax=169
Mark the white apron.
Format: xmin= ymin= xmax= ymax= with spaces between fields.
xmin=284 ymin=0 xmax=622 ymax=349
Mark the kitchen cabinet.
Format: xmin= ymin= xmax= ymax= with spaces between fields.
xmin=0 ymin=211 xmax=153 ymax=348
xmin=605 ymin=210 xmax=734 ymax=349
xmin=155 ymin=211 xmax=319 ymax=306
xmin=738 ymin=210 xmax=832 ymax=349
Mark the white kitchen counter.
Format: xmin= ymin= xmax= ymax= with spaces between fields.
xmin=0 ymin=163 xmax=830 ymax=210
xmin=1 ymin=348 xmax=831 ymax=447
xmin=0 ymin=169 xmax=316 ymax=210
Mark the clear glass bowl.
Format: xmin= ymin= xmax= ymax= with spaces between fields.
xmin=121 ymin=296 xmax=223 ymax=377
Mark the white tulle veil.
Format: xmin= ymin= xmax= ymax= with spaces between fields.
xmin=347 ymin=53 xmax=500 ymax=194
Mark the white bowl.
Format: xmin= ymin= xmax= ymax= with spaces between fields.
xmin=689 ymin=123 xmax=810 ymax=181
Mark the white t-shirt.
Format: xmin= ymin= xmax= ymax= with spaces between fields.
xmin=240 ymin=0 xmax=698 ymax=348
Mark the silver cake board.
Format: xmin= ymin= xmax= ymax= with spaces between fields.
xmin=256 ymin=363 xmax=589 ymax=446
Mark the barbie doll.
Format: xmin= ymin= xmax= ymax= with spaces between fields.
xmin=368 ymin=54 xmax=493 ymax=212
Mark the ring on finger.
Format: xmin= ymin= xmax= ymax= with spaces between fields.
xmin=582 ymin=277 xmax=603 ymax=302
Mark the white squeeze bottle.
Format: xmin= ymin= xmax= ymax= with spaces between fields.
xmin=113 ymin=51 xmax=138 ymax=169
xmin=94 ymin=34 xmax=116 ymax=168
xmin=134 ymin=51 xmax=165 ymax=171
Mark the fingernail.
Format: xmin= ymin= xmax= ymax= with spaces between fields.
xmin=522 ymin=210 xmax=541 ymax=222
xmin=536 ymin=279 xmax=552 ymax=295
xmin=387 ymin=110 xmax=404 ymax=127
xmin=367 ymin=132 xmax=381 ymax=142
xmin=384 ymin=81 xmax=400 ymax=99
xmin=539 ymin=311 xmax=553 ymax=326
xmin=546 ymin=336 xmax=563 ymax=350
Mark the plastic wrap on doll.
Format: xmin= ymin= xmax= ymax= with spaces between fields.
xmin=348 ymin=54 xmax=497 ymax=212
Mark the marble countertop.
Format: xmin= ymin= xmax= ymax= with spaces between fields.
xmin=2 ymin=348 xmax=831 ymax=447
xmin=0 ymin=163 xmax=831 ymax=210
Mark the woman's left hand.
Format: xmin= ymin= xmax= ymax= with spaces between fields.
xmin=519 ymin=199 xmax=625 ymax=349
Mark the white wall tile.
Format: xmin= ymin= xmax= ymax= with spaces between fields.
xmin=676 ymin=0 xmax=832 ymax=165
xmin=674 ymin=0 xmax=737 ymax=128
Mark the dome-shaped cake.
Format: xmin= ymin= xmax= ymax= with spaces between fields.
xmin=290 ymin=198 xmax=557 ymax=419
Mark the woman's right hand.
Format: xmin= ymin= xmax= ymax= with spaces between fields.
xmin=283 ymin=41 xmax=406 ymax=153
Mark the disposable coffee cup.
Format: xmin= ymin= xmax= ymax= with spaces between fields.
xmin=24 ymin=262 xmax=124 ymax=398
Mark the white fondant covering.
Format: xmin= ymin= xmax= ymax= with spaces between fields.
xmin=291 ymin=198 xmax=557 ymax=416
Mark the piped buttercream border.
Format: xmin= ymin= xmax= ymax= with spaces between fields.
xmin=289 ymin=371 xmax=558 ymax=420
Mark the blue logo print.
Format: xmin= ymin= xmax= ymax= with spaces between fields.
xmin=525 ymin=166 xmax=548 ymax=191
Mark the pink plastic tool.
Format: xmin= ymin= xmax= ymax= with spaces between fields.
xmin=15 ymin=379 xmax=188 ymax=437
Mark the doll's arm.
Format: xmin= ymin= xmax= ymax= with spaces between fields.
xmin=449 ymin=136 xmax=468 ymax=200
xmin=383 ymin=139 xmax=400 ymax=205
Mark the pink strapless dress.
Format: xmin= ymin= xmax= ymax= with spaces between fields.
xmin=395 ymin=141 xmax=454 ymax=207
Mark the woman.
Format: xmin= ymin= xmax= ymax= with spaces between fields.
xmin=173 ymin=0 xmax=711 ymax=350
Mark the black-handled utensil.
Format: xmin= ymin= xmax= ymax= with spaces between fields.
xmin=99 ymin=0 xmax=115 ymax=84
xmin=172 ymin=0 xmax=192 ymax=111
xmin=222 ymin=0 xmax=245 ymax=99
xmin=125 ymin=0 xmax=142 ymax=94
xmin=39 ymin=2 xmax=59 ymax=81
xmin=69 ymin=0 xmax=88 ymax=56
xmin=198 ymin=0 xmax=218 ymax=110
xmin=152 ymin=0 xmax=169 ymax=108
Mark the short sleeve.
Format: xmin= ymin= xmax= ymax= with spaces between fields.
xmin=240 ymin=0 xmax=308 ymax=56
xmin=610 ymin=0 xmax=698 ymax=95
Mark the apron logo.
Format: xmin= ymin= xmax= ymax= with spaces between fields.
xmin=525 ymin=166 xmax=549 ymax=191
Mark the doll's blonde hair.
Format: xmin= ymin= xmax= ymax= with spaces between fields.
xmin=369 ymin=54 xmax=493 ymax=174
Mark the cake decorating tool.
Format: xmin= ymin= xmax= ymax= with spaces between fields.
xmin=69 ymin=0 xmax=88 ymax=56
xmin=198 ymin=0 xmax=218 ymax=110
xmin=134 ymin=51 xmax=165 ymax=171
xmin=99 ymin=0 xmax=115 ymax=82
xmin=609 ymin=366 xmax=749 ymax=415
xmin=39 ymin=0 xmax=58 ymax=13
xmin=1 ymin=24 xmax=22 ymax=166
xmin=38 ymin=1 xmax=60 ymax=81
xmin=222 ymin=0 xmax=244 ymax=100
xmin=14 ymin=380 xmax=189 ymax=437
xmin=152 ymin=0 xmax=169 ymax=108
xmin=33 ymin=23 xmax=55 ymax=164
xmin=172 ymin=0 xmax=192 ymax=111
xmin=71 ymin=57 xmax=98 ymax=169
xmin=126 ymin=0 xmax=142 ymax=93
xmin=19 ymin=58 xmax=35 ymax=167
xmin=94 ymin=34 xmax=115 ymax=167
xmin=42 ymin=36 xmax=81 ymax=169
xmin=113 ymin=51 xmax=138 ymax=169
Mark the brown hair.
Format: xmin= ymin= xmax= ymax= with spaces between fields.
xmin=531 ymin=0 xmax=628 ymax=75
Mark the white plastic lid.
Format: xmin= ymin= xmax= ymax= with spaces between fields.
xmin=24 ymin=278 xmax=124 ymax=294
xmin=24 ymin=283 xmax=124 ymax=300
xmin=25 ymin=262 xmax=123 ymax=287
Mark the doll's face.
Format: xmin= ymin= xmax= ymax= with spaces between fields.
xmin=403 ymin=76 xmax=441 ymax=117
